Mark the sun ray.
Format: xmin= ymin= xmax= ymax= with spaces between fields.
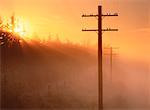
xmin=0 ymin=14 xmax=33 ymax=40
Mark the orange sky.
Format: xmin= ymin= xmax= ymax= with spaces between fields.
xmin=0 ymin=0 xmax=99 ymax=42
xmin=0 ymin=0 xmax=150 ymax=61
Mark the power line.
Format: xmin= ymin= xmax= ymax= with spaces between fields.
xmin=82 ymin=5 xmax=118 ymax=110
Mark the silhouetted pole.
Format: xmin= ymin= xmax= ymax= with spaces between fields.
xmin=1 ymin=39 xmax=7 ymax=108
xmin=110 ymin=47 xmax=112 ymax=77
xmin=98 ymin=6 xmax=103 ymax=109
xmin=104 ymin=46 xmax=119 ymax=82
xmin=82 ymin=5 xmax=118 ymax=110
xmin=11 ymin=14 xmax=15 ymax=32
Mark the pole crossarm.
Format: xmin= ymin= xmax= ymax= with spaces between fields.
xmin=102 ymin=13 xmax=118 ymax=17
xmin=102 ymin=28 xmax=118 ymax=31
xmin=82 ymin=13 xmax=118 ymax=17
xmin=82 ymin=29 xmax=98 ymax=31
xmin=104 ymin=47 xmax=119 ymax=55
xmin=82 ymin=28 xmax=118 ymax=32
xmin=82 ymin=14 xmax=98 ymax=17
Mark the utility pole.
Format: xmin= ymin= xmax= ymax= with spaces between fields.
xmin=1 ymin=34 xmax=7 ymax=108
xmin=104 ymin=46 xmax=119 ymax=82
xmin=82 ymin=6 xmax=118 ymax=109
xmin=11 ymin=14 xmax=15 ymax=32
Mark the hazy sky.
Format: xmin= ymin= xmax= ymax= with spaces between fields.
xmin=0 ymin=0 xmax=150 ymax=61
xmin=0 ymin=0 xmax=99 ymax=41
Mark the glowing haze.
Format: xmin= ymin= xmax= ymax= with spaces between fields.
xmin=0 ymin=0 xmax=150 ymax=61
xmin=0 ymin=0 xmax=100 ymax=42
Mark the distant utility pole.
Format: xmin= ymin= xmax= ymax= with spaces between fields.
xmin=82 ymin=6 xmax=118 ymax=109
xmin=104 ymin=46 xmax=119 ymax=82
xmin=11 ymin=14 xmax=15 ymax=32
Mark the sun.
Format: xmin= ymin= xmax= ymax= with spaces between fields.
xmin=14 ymin=22 xmax=26 ymax=36
xmin=13 ymin=18 xmax=32 ymax=38
xmin=4 ymin=15 xmax=33 ymax=39
xmin=0 ymin=15 xmax=34 ymax=41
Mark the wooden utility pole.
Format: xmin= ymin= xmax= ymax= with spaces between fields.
xmin=104 ymin=46 xmax=119 ymax=82
xmin=82 ymin=5 xmax=118 ymax=110
xmin=98 ymin=6 xmax=103 ymax=109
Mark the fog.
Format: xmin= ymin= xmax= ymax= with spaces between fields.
xmin=0 ymin=38 xmax=150 ymax=110
xmin=1 ymin=39 xmax=98 ymax=109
